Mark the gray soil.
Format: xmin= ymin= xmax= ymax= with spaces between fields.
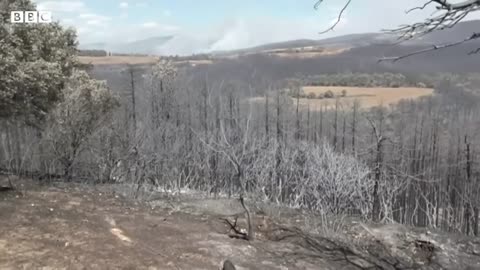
xmin=0 ymin=178 xmax=479 ymax=270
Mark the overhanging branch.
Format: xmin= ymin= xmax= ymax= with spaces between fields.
xmin=378 ymin=32 xmax=480 ymax=62
xmin=314 ymin=0 xmax=480 ymax=61
xmin=315 ymin=0 xmax=352 ymax=34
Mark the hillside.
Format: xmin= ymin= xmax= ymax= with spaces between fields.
xmin=415 ymin=20 xmax=480 ymax=45
xmin=79 ymin=20 xmax=480 ymax=58
xmin=214 ymin=20 xmax=480 ymax=57
xmin=211 ymin=33 xmax=387 ymax=57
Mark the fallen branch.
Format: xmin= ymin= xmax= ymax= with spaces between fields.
xmin=222 ymin=216 xmax=248 ymax=239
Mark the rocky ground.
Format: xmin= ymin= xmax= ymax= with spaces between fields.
xmin=0 ymin=178 xmax=479 ymax=270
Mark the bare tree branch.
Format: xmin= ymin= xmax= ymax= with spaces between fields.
xmin=315 ymin=0 xmax=480 ymax=61
xmin=406 ymin=1 xmax=434 ymax=14
xmin=432 ymin=0 xmax=480 ymax=10
xmin=378 ymin=32 xmax=480 ymax=62
xmin=315 ymin=0 xmax=352 ymax=34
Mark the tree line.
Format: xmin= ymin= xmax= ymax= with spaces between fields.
xmin=300 ymin=72 xmax=426 ymax=88
xmin=78 ymin=50 xmax=108 ymax=57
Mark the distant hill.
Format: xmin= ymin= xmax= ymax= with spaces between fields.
xmin=79 ymin=36 xmax=174 ymax=55
xmin=324 ymin=20 xmax=480 ymax=73
xmin=181 ymin=20 xmax=480 ymax=84
xmin=112 ymin=36 xmax=174 ymax=55
xmin=414 ymin=20 xmax=480 ymax=45
xmin=212 ymin=20 xmax=480 ymax=57
xmin=210 ymin=33 xmax=390 ymax=57
xmin=78 ymin=20 xmax=480 ymax=57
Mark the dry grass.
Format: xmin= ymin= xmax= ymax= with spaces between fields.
xmin=78 ymin=56 xmax=160 ymax=65
xmin=301 ymin=86 xmax=434 ymax=110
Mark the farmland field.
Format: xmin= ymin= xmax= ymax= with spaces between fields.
xmin=250 ymin=86 xmax=434 ymax=110
xmin=300 ymin=86 xmax=433 ymax=110
xmin=78 ymin=56 xmax=160 ymax=65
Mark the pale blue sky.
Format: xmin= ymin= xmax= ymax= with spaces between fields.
xmin=35 ymin=0 xmax=329 ymax=27
xmin=30 ymin=0 xmax=480 ymax=54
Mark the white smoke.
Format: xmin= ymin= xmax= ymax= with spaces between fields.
xmin=208 ymin=19 xmax=252 ymax=52
xmin=152 ymin=16 xmax=335 ymax=55
xmin=153 ymin=35 xmax=210 ymax=56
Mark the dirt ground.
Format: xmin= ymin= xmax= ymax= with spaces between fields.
xmin=1 ymin=179 xmax=479 ymax=270
xmin=0 ymin=180 xmax=334 ymax=270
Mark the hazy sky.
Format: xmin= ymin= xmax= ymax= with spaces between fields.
xmin=31 ymin=0 xmax=479 ymax=53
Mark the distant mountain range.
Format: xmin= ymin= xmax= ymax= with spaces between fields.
xmin=79 ymin=20 xmax=480 ymax=62
xmin=211 ymin=33 xmax=391 ymax=56
xmin=214 ymin=20 xmax=480 ymax=56
xmin=79 ymin=36 xmax=174 ymax=55
xmin=79 ymin=32 xmax=394 ymax=56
